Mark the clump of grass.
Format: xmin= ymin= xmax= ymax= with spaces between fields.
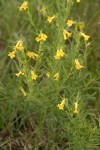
xmin=0 ymin=0 xmax=100 ymax=149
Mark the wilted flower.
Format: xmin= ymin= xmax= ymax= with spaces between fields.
xmin=40 ymin=6 xmax=46 ymax=16
xmin=78 ymin=22 xmax=85 ymax=31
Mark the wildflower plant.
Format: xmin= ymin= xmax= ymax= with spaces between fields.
xmin=1 ymin=0 xmax=99 ymax=149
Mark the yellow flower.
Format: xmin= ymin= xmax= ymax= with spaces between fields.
xmin=75 ymin=59 xmax=84 ymax=70
xmin=53 ymin=72 xmax=59 ymax=81
xmin=19 ymin=1 xmax=28 ymax=11
xmin=46 ymin=72 xmax=50 ymax=78
xmin=97 ymin=21 xmax=100 ymax=25
xmin=78 ymin=22 xmax=85 ymax=31
xmin=35 ymin=33 xmax=48 ymax=42
xmin=47 ymin=15 xmax=56 ymax=24
xmin=76 ymin=0 xmax=80 ymax=3
xmin=63 ymin=30 xmax=72 ymax=40
xmin=14 ymin=40 xmax=24 ymax=51
xmin=40 ymin=6 xmax=46 ymax=16
xmin=80 ymin=32 xmax=90 ymax=41
xmin=74 ymin=102 xmax=79 ymax=114
xmin=31 ymin=71 xmax=38 ymax=80
xmin=27 ymin=52 xmax=39 ymax=59
xmin=16 ymin=71 xmax=24 ymax=77
xmin=67 ymin=20 xmax=75 ymax=27
xmin=57 ymin=99 xmax=65 ymax=110
xmin=21 ymin=88 xmax=27 ymax=97
xmin=54 ymin=49 xmax=65 ymax=60
xmin=8 ymin=51 xmax=16 ymax=59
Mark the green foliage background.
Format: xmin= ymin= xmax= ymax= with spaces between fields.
xmin=0 ymin=0 xmax=100 ymax=149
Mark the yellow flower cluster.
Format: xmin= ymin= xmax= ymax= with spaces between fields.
xmin=35 ymin=33 xmax=48 ymax=42
xmin=45 ymin=72 xmax=60 ymax=81
xmin=8 ymin=40 xmax=24 ymax=59
xmin=54 ymin=49 xmax=65 ymax=60
xmin=57 ymin=99 xmax=65 ymax=110
xmin=19 ymin=1 xmax=28 ymax=11
xmin=57 ymin=99 xmax=79 ymax=113
xmin=12 ymin=1 xmax=90 ymax=116
xmin=15 ymin=70 xmax=38 ymax=81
